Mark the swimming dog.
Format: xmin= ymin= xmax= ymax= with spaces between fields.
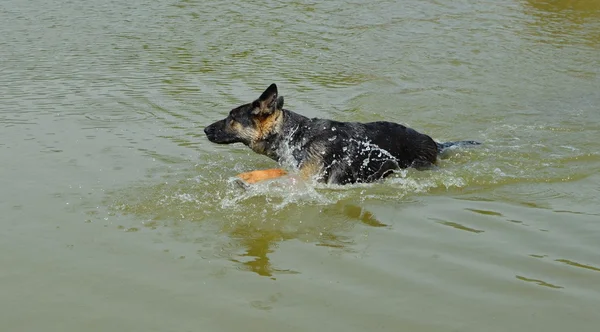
xmin=204 ymin=84 xmax=479 ymax=185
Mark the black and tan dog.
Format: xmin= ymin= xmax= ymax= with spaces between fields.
xmin=204 ymin=84 xmax=479 ymax=185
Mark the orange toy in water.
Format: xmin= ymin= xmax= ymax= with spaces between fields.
xmin=237 ymin=168 xmax=287 ymax=184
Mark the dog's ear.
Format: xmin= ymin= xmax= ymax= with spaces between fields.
xmin=259 ymin=83 xmax=278 ymax=103
xmin=252 ymin=84 xmax=279 ymax=116
xmin=276 ymin=96 xmax=284 ymax=110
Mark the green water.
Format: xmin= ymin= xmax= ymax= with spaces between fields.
xmin=1 ymin=0 xmax=599 ymax=331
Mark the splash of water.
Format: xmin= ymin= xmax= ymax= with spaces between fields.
xmin=219 ymin=174 xmax=333 ymax=210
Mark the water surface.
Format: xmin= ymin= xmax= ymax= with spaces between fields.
xmin=1 ymin=0 xmax=599 ymax=331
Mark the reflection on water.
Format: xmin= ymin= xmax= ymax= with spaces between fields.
xmin=109 ymin=166 xmax=391 ymax=277
xmin=525 ymin=0 xmax=600 ymax=20
xmin=433 ymin=219 xmax=485 ymax=234
xmin=516 ymin=275 xmax=564 ymax=289
xmin=555 ymin=258 xmax=600 ymax=273
xmin=228 ymin=225 xmax=300 ymax=278
xmin=523 ymin=0 xmax=600 ymax=48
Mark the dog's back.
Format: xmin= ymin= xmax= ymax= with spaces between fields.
xmin=284 ymin=117 xmax=438 ymax=184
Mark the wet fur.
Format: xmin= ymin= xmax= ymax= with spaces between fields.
xmin=204 ymin=84 xmax=480 ymax=185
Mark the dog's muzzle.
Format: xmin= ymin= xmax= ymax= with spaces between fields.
xmin=204 ymin=119 xmax=240 ymax=144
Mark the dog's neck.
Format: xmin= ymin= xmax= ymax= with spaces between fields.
xmin=253 ymin=109 xmax=310 ymax=163
xmin=280 ymin=109 xmax=310 ymax=137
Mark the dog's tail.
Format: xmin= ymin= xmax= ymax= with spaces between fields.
xmin=436 ymin=140 xmax=481 ymax=154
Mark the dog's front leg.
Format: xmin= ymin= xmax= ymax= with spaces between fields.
xmin=236 ymin=168 xmax=288 ymax=184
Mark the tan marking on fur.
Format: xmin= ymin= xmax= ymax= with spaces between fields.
xmin=299 ymin=160 xmax=323 ymax=180
xmin=231 ymin=121 xmax=259 ymax=142
xmin=248 ymin=109 xmax=282 ymax=155
xmin=237 ymin=168 xmax=287 ymax=184
xmin=256 ymin=109 xmax=282 ymax=138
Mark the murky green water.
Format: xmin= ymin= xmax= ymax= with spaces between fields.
xmin=2 ymin=0 xmax=599 ymax=331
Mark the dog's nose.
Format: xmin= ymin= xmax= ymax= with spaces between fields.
xmin=203 ymin=126 xmax=210 ymax=135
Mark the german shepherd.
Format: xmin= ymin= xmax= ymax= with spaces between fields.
xmin=204 ymin=84 xmax=480 ymax=185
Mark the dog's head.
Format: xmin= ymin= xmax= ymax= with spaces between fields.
xmin=204 ymin=84 xmax=285 ymax=154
